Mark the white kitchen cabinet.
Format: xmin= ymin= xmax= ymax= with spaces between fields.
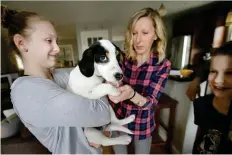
xmin=161 ymin=79 xmax=210 ymax=153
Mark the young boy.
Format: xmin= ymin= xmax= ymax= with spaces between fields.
xmin=192 ymin=41 xmax=232 ymax=154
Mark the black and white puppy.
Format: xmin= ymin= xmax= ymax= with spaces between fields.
xmin=67 ymin=39 xmax=135 ymax=146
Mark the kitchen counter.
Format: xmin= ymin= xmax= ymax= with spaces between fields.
xmin=161 ymin=79 xmax=210 ymax=153
xmin=168 ymin=75 xmax=194 ymax=82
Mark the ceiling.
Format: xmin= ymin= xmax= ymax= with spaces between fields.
xmin=2 ymin=1 xmax=213 ymax=39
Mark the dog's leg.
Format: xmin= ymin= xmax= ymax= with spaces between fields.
xmin=109 ymin=106 xmax=135 ymax=126
xmin=84 ymin=127 xmax=132 ymax=146
xmin=84 ymin=127 xmax=104 ymax=144
xmin=101 ymin=134 xmax=132 ymax=146
xmin=104 ymin=124 xmax=133 ymax=134
xmin=86 ymin=83 xmax=120 ymax=99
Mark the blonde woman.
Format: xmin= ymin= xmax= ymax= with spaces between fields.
xmin=109 ymin=7 xmax=171 ymax=154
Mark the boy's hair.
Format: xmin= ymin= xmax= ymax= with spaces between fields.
xmin=211 ymin=41 xmax=232 ymax=57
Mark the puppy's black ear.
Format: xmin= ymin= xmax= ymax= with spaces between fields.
xmin=112 ymin=42 xmax=123 ymax=53
xmin=78 ymin=48 xmax=94 ymax=77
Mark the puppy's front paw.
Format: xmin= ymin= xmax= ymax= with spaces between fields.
xmin=108 ymin=86 xmax=120 ymax=96
xmin=116 ymin=114 xmax=136 ymax=126
xmin=127 ymin=114 xmax=136 ymax=123
xmin=117 ymin=135 xmax=132 ymax=145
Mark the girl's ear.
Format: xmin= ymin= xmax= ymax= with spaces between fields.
xmin=13 ymin=34 xmax=28 ymax=52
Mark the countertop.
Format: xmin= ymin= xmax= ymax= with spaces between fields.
xmin=168 ymin=75 xmax=194 ymax=82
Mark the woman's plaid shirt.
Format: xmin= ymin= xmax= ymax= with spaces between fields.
xmin=111 ymin=52 xmax=171 ymax=140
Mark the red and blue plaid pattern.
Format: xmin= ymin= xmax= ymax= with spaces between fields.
xmin=111 ymin=52 xmax=171 ymax=140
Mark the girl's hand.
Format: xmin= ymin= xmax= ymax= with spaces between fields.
xmin=108 ymin=85 xmax=134 ymax=103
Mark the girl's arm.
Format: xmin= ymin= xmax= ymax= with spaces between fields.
xmin=11 ymin=77 xmax=111 ymax=128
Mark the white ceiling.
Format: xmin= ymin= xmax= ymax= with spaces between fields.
xmin=2 ymin=1 xmax=213 ymax=39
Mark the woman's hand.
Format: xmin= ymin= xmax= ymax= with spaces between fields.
xmin=108 ymin=85 xmax=134 ymax=103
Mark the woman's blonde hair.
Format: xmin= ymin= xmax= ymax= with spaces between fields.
xmin=124 ymin=7 xmax=167 ymax=63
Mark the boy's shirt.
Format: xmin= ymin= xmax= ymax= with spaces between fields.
xmin=193 ymin=94 xmax=232 ymax=154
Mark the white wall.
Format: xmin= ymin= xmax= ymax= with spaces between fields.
xmin=182 ymin=81 xmax=211 ymax=153
xmin=162 ymin=80 xmax=194 ymax=153
xmin=161 ymin=80 xmax=211 ymax=153
xmin=111 ymin=25 xmax=126 ymax=50
xmin=75 ymin=22 xmax=128 ymax=60
xmin=182 ymin=102 xmax=198 ymax=153
xmin=58 ymin=38 xmax=78 ymax=65
xmin=75 ymin=22 xmax=115 ymax=61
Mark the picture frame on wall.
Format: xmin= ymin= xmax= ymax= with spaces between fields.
xmin=56 ymin=44 xmax=75 ymax=68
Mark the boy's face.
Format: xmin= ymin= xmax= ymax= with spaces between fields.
xmin=208 ymin=55 xmax=232 ymax=99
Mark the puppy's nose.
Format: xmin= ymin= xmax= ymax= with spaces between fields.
xmin=114 ymin=73 xmax=123 ymax=81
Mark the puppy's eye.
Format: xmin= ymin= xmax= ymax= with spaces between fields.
xmin=100 ymin=55 xmax=107 ymax=61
